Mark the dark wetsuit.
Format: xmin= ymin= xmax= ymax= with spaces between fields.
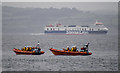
xmin=38 ymin=48 xmax=41 ymax=53
xmin=85 ymin=43 xmax=89 ymax=52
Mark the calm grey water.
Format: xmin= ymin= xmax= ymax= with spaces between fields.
xmin=2 ymin=33 xmax=118 ymax=71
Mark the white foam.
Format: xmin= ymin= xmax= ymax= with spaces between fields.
xmin=30 ymin=33 xmax=45 ymax=35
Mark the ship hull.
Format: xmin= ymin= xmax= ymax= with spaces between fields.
xmin=88 ymin=31 xmax=108 ymax=34
xmin=13 ymin=48 xmax=45 ymax=55
xmin=44 ymin=31 xmax=66 ymax=33
xmin=49 ymin=48 xmax=92 ymax=55
xmin=44 ymin=30 xmax=107 ymax=35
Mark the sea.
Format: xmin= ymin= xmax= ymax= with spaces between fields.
xmin=2 ymin=32 xmax=118 ymax=71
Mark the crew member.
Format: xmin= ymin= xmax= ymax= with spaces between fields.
xmin=66 ymin=46 xmax=70 ymax=51
xmin=71 ymin=46 xmax=77 ymax=52
xmin=74 ymin=45 xmax=77 ymax=51
xmin=71 ymin=46 xmax=74 ymax=51
xmin=36 ymin=41 xmax=41 ymax=53
xmin=83 ymin=42 xmax=90 ymax=52
xmin=38 ymin=47 xmax=41 ymax=53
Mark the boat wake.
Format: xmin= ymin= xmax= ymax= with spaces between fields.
xmin=29 ymin=33 xmax=45 ymax=35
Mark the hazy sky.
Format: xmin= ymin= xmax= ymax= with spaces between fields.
xmin=2 ymin=2 xmax=118 ymax=11
xmin=2 ymin=0 xmax=120 ymax=2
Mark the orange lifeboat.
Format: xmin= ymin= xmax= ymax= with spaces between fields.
xmin=13 ymin=48 xmax=45 ymax=55
xmin=49 ymin=48 xmax=92 ymax=55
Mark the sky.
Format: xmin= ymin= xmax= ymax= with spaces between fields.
xmin=1 ymin=0 xmax=120 ymax=2
xmin=2 ymin=2 xmax=118 ymax=11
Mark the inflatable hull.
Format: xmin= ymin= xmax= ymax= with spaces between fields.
xmin=49 ymin=48 xmax=92 ymax=55
xmin=13 ymin=48 xmax=45 ymax=55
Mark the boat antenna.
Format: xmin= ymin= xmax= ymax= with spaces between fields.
xmin=36 ymin=41 xmax=40 ymax=47
xmin=37 ymin=41 xmax=40 ymax=44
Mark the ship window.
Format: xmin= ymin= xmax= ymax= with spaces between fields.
xmin=47 ymin=28 xmax=49 ymax=30
xmin=53 ymin=28 xmax=55 ymax=30
xmin=92 ymin=28 xmax=93 ymax=31
xmin=89 ymin=28 xmax=91 ymax=31
xmin=90 ymin=28 xmax=93 ymax=31
xmin=51 ymin=28 xmax=52 ymax=30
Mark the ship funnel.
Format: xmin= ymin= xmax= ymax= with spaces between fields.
xmin=95 ymin=21 xmax=103 ymax=25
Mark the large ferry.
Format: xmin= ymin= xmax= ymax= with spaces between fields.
xmin=44 ymin=21 xmax=108 ymax=35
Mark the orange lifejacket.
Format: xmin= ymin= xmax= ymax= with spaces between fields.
xmin=67 ymin=48 xmax=70 ymax=51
